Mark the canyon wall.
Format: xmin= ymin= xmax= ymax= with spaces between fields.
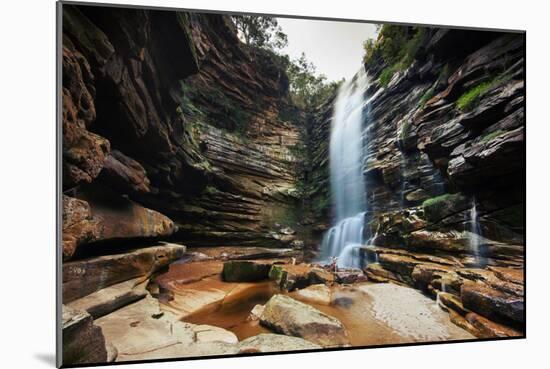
xmin=62 ymin=5 xmax=305 ymax=261
xmin=305 ymin=27 xmax=525 ymax=335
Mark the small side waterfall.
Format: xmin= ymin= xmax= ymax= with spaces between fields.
xmin=320 ymin=68 xmax=370 ymax=268
xmin=469 ymin=198 xmax=482 ymax=265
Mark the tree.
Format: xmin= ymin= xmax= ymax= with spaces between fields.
xmin=287 ymin=53 xmax=342 ymax=109
xmin=232 ymin=15 xmax=288 ymax=50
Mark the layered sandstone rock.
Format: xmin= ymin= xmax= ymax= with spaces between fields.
xmin=63 ymin=243 xmax=185 ymax=302
xmin=62 ymin=305 xmax=112 ymax=365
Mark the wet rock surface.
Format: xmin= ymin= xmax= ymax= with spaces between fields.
xmin=362 ymin=245 xmax=523 ymax=337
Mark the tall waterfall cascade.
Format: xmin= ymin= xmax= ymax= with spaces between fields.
xmin=321 ymin=68 xmax=370 ymax=268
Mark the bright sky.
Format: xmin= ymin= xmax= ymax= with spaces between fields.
xmin=277 ymin=17 xmax=378 ymax=82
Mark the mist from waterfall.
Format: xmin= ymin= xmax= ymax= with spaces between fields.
xmin=320 ymin=68 xmax=369 ymax=268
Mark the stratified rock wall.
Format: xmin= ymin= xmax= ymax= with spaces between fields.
xmin=62 ymin=5 xmax=303 ymax=255
xmin=303 ymin=28 xmax=526 ymax=336
xmin=362 ymin=29 xmax=524 ymax=244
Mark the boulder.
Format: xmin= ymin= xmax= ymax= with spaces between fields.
xmin=222 ymin=260 xmax=273 ymax=282
xmin=247 ymin=304 xmax=265 ymax=321
xmin=293 ymin=284 xmax=332 ymax=305
xmin=238 ymin=333 xmax=321 ymax=353
xmin=62 ymin=305 xmax=109 ymax=365
xmin=269 ymin=264 xmax=334 ymax=291
xmin=260 ymin=294 xmax=349 ymax=347
xmin=63 ymin=243 xmax=185 ymax=302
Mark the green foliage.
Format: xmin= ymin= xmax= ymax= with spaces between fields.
xmin=399 ymin=120 xmax=411 ymax=142
xmin=480 ymin=129 xmax=505 ymax=144
xmin=232 ymin=15 xmax=288 ymax=51
xmin=362 ymin=38 xmax=377 ymax=65
xmin=379 ymin=65 xmax=397 ymax=87
xmin=287 ymin=52 xmax=342 ymax=109
xmin=312 ymin=194 xmax=331 ymax=217
xmin=456 ymin=78 xmax=499 ymax=111
xmin=362 ymin=25 xmax=427 ymax=88
xmin=270 ymin=206 xmax=301 ymax=227
xmin=419 ymin=87 xmax=435 ymax=108
xmin=178 ymin=81 xmax=204 ymax=118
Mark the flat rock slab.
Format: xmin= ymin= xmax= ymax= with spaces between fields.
xmin=155 ymin=260 xmax=223 ymax=287
xmin=95 ymin=294 xmax=239 ymax=362
xmin=192 ymin=324 xmax=238 ymax=344
xmin=190 ymin=246 xmax=299 ymax=260
xmin=159 ymin=273 xmax=275 ymax=319
xmin=357 ymin=283 xmax=474 ymax=341
xmin=260 ymin=294 xmax=350 ymax=347
xmin=238 ymin=333 xmax=321 ymax=353
xmin=67 ymin=278 xmax=148 ymax=319
xmin=63 ymin=243 xmax=185 ymax=302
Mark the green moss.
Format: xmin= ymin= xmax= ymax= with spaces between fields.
xmin=422 ymin=193 xmax=469 ymax=223
xmin=270 ymin=205 xmax=301 ymax=227
xmin=379 ymin=65 xmax=397 ymax=88
xmin=312 ymin=194 xmax=331 ymax=217
xmin=456 ymin=79 xmax=498 ymax=111
xmin=268 ymin=265 xmax=286 ymax=282
xmin=399 ymin=120 xmax=411 ymax=142
xmin=480 ymin=129 xmax=505 ymax=144
xmin=422 ymin=194 xmax=453 ymax=208
xmin=178 ymin=81 xmax=204 ymax=118
xmin=419 ymin=87 xmax=435 ymax=108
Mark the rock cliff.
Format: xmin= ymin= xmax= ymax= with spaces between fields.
xmin=62 ymin=5 xmax=304 ymax=260
xmin=60 ymin=5 xmax=525 ymax=363
xmin=304 ymin=27 xmax=525 ymax=336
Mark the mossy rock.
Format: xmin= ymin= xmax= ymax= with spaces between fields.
xmin=222 ymin=261 xmax=272 ymax=282
xmin=268 ymin=264 xmax=334 ymax=292
xmin=422 ymin=193 xmax=469 ymax=223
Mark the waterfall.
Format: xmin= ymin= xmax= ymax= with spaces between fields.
xmin=468 ymin=198 xmax=482 ymax=263
xmin=320 ymin=68 xmax=370 ymax=268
